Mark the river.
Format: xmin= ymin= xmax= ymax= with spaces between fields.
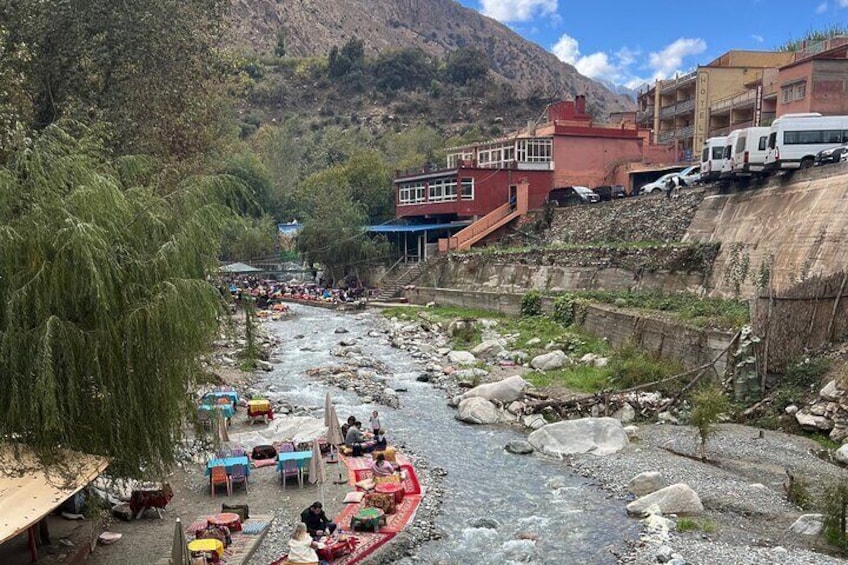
xmin=262 ymin=304 xmax=637 ymax=564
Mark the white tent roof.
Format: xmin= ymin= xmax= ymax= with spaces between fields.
xmin=219 ymin=262 xmax=262 ymax=273
xmin=0 ymin=445 xmax=109 ymax=544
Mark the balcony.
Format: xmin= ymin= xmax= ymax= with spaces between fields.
xmin=657 ymin=126 xmax=694 ymax=144
xmin=676 ymin=98 xmax=695 ymax=114
xmin=659 ymin=105 xmax=676 ymax=119
xmin=660 ymin=71 xmax=697 ymax=94
xmin=658 ymin=130 xmax=675 ymax=143
xmin=710 ymin=89 xmax=757 ymax=114
xmin=636 ymin=107 xmax=655 ymax=123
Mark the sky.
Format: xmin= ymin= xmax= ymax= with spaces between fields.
xmin=455 ymin=0 xmax=848 ymax=89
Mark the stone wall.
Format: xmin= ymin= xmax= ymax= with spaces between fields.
xmin=685 ymin=163 xmax=848 ymax=297
xmin=402 ymin=287 xmax=733 ymax=373
xmin=546 ymin=190 xmax=704 ymax=244
xmin=416 ymin=244 xmax=716 ymax=294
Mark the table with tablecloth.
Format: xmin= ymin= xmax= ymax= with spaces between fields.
xmin=350 ymin=507 xmax=386 ymax=532
xmin=188 ymin=538 xmax=224 ymax=560
xmin=246 ymin=399 xmax=274 ymax=422
xmin=202 ymin=390 xmax=239 ymax=407
xmin=316 ymin=535 xmax=358 ymax=561
xmin=205 ymin=456 xmax=250 ymax=477
xmin=375 ymin=482 xmax=405 ymax=504
xmin=199 ymin=403 xmax=235 ymax=420
xmin=208 ymin=512 xmax=242 ymax=533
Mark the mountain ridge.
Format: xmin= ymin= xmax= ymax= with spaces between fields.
xmin=229 ymin=0 xmax=634 ymax=115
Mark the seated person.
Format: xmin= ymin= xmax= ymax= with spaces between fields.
xmin=370 ymin=453 xmax=399 ymax=478
xmin=373 ymin=430 xmax=387 ymax=450
xmin=300 ymin=502 xmax=336 ymax=539
xmin=344 ymin=422 xmax=376 ymax=454
xmin=287 ymin=522 xmax=328 ymax=565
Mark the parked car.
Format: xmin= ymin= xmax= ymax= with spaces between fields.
xmin=677 ymin=165 xmax=701 ymax=186
xmin=815 ymin=143 xmax=848 ymax=165
xmin=592 ymin=185 xmax=626 ymax=201
xmin=547 ymin=186 xmax=601 ymax=206
xmin=640 ymin=173 xmax=680 ymax=194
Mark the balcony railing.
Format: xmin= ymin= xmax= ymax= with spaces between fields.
xmin=676 ymin=125 xmax=694 ymax=138
xmin=657 ymin=126 xmax=695 ymax=144
xmin=658 ymin=130 xmax=675 ymax=143
xmin=636 ymin=107 xmax=655 ymax=123
xmin=659 ymin=105 xmax=676 ymax=119
xmin=710 ymin=89 xmax=757 ymax=113
xmin=660 ymin=70 xmax=697 ymax=93
xmin=676 ymin=98 xmax=695 ymax=114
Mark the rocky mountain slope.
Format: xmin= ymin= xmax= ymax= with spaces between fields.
xmin=229 ymin=0 xmax=633 ymax=115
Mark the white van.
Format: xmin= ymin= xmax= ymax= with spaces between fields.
xmin=764 ymin=114 xmax=848 ymax=171
xmin=700 ymin=136 xmax=727 ymax=182
xmin=719 ymin=130 xmax=742 ymax=179
xmin=732 ymin=126 xmax=771 ymax=175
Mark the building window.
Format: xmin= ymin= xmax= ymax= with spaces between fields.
xmin=516 ymin=138 xmax=552 ymax=163
xmin=794 ymin=81 xmax=806 ymax=100
xmin=398 ymin=181 xmax=427 ymax=205
xmin=460 ymin=178 xmax=474 ymax=200
xmin=428 ymin=177 xmax=457 ymax=202
xmin=781 ymin=80 xmax=807 ymax=103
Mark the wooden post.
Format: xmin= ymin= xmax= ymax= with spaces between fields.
xmin=761 ymin=256 xmax=775 ymax=395
xmin=806 ymin=272 xmax=823 ymax=344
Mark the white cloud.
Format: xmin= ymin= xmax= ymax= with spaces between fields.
xmin=479 ymin=0 xmax=558 ymax=23
xmin=840 ymin=0 xmax=848 ymax=7
xmin=751 ymin=34 xmax=764 ymax=43
xmin=551 ymin=33 xmax=644 ymax=86
xmin=552 ymin=34 xmax=580 ymax=64
xmin=575 ymin=52 xmax=617 ymax=79
xmin=647 ymin=38 xmax=707 ymax=79
xmin=817 ymin=1 xmax=828 ymax=13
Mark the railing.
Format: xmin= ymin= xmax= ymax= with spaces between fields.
xmin=659 ymin=105 xmax=676 ymax=119
xmin=658 ymin=130 xmax=675 ymax=143
xmin=660 ymin=70 xmax=697 ymax=93
xmin=676 ymin=98 xmax=695 ymax=114
xmin=676 ymin=125 xmax=694 ymax=138
xmin=710 ymin=89 xmax=757 ymax=113
xmin=446 ymin=203 xmax=514 ymax=251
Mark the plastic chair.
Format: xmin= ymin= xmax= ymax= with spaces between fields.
xmin=210 ymin=465 xmax=231 ymax=497
xmin=230 ymin=464 xmax=249 ymax=494
xmin=231 ymin=446 xmax=246 ymax=458
xmin=279 ymin=443 xmax=299 ymax=488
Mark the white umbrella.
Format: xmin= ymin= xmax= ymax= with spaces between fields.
xmin=171 ymin=518 xmax=190 ymax=565
xmin=325 ymin=403 xmax=344 ymax=464
xmin=323 ymin=391 xmax=332 ymax=427
xmin=308 ymin=438 xmax=326 ymax=505
xmin=216 ymin=409 xmax=229 ymax=444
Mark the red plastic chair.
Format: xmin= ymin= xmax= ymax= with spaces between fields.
xmin=210 ymin=465 xmax=231 ymax=497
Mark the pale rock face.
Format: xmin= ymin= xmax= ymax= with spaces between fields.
xmin=788 ymin=514 xmax=824 ymax=536
xmin=795 ymin=410 xmax=834 ymax=431
xmin=628 ymin=471 xmax=665 ymax=497
xmin=459 ymin=375 xmax=530 ymax=404
xmin=530 ymin=350 xmax=568 ymax=371
xmin=626 ymin=483 xmax=704 ymax=517
xmin=447 ymin=350 xmax=476 ymax=366
xmin=455 ymin=397 xmax=507 ymax=425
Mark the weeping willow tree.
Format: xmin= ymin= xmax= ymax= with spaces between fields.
xmin=0 ymin=126 xmax=239 ymax=478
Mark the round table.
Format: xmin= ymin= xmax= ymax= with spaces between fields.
xmin=188 ymin=538 xmax=224 ymax=558
xmin=208 ymin=512 xmax=242 ymax=532
xmin=350 ymin=507 xmax=385 ymax=532
xmin=375 ymin=482 xmax=405 ymax=504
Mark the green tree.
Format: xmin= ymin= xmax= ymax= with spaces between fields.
xmin=328 ymin=37 xmax=365 ymax=78
xmin=373 ymin=48 xmax=434 ymax=92
xmin=444 ymin=48 xmax=489 ymax=85
xmin=690 ymin=385 xmax=731 ymax=460
xmin=220 ymin=215 xmax=277 ymax=262
xmin=341 ymin=151 xmax=393 ymax=222
xmin=0 ymin=127 xmax=237 ymax=477
xmin=777 ymin=24 xmax=848 ymax=52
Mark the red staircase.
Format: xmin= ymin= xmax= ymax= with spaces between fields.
xmin=439 ymin=181 xmax=529 ymax=252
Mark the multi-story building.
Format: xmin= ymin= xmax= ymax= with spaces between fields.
xmin=637 ymin=50 xmax=795 ymax=159
xmin=776 ymin=38 xmax=848 ymax=116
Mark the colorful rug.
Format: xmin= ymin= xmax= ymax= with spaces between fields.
xmin=331 ymin=532 xmax=395 ymax=565
xmin=350 ymin=465 xmax=422 ymax=496
xmin=335 ymin=494 xmax=422 ymax=535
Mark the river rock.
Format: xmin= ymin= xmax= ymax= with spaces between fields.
xmin=416 ymin=373 xmax=432 ymax=383
xmin=471 ymin=340 xmax=505 ymax=358
xmin=504 ymin=440 xmax=534 ymax=455
xmin=470 ymin=518 xmax=500 ymax=529
xmin=528 ymin=417 xmax=629 ymax=456
xmin=257 ymin=360 xmax=274 ymax=372
xmin=460 ymin=375 xmax=530 ymax=404
xmin=523 ymin=414 xmax=547 ymax=430
xmin=628 ymin=471 xmax=665 ymax=496
xmin=788 ymin=514 xmax=824 ymax=536
xmin=835 ymin=444 xmax=848 ymax=465
xmin=795 ymin=410 xmax=834 ymax=431
xmin=821 ymin=380 xmax=842 ymax=401
xmin=613 ymin=403 xmax=636 ymax=424
xmin=456 ymin=397 xmax=506 ymax=425
xmin=626 ymin=483 xmax=704 ymax=517
xmin=530 ymin=350 xmax=568 ymax=371
xmin=334 ymin=327 xmax=349 ymax=334
xmin=447 ymin=351 xmax=476 ymax=366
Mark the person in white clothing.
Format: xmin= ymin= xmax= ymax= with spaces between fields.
xmin=287 ymin=522 xmax=327 ymax=565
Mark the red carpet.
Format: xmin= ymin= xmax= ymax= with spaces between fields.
xmin=270 ymin=451 xmax=421 ymax=564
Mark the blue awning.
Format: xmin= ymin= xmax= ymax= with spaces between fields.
xmin=367 ymin=222 xmax=470 ymax=234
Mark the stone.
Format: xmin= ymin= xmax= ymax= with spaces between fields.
xmin=628 ymin=471 xmax=665 ymax=496
xmin=437 ymin=347 xmax=451 ymax=356
xmin=339 ymin=338 xmax=357 ymax=347
xmin=613 ymin=403 xmax=636 ymax=424
xmin=810 ymin=404 xmax=827 ymax=416
xmin=835 ymin=444 xmax=848 ymax=465
xmin=334 ymin=327 xmax=349 ymax=334
xmin=658 ymin=412 xmax=679 ymax=425
xmin=785 ymin=405 xmax=799 ymax=415
xmin=522 ymin=414 xmax=547 ymax=430
xmin=512 ymin=351 xmax=529 ymax=364
xmin=656 ymin=546 xmax=675 ymax=563
xmin=626 ymin=483 xmax=704 ymax=517
xmin=528 ymin=417 xmax=629 ymax=457
xmin=515 ymin=531 xmax=540 ymax=541
xmin=471 ymin=340 xmax=505 ymax=358
xmin=470 ymin=518 xmax=499 ymax=529
xmin=788 ymin=514 xmax=824 ymax=536
xmin=526 ymin=337 xmax=542 ymax=347
xmin=460 ymin=375 xmax=530 ymax=404
xmin=795 ymin=411 xmax=834 ymax=431
xmin=507 ymin=401 xmax=524 ymax=414
xmin=821 ymin=380 xmax=842 ymax=402
xmin=456 ymin=397 xmax=506 ymax=425
xmin=830 ymin=426 xmax=848 ymax=443
xmin=623 ymin=425 xmax=640 ymax=439
xmin=416 ymin=374 xmax=431 ymax=383
xmin=504 ymin=440 xmax=534 ymax=455
xmin=530 ymin=350 xmax=568 ymax=371
xmin=447 ymin=351 xmax=476 ymax=366
xmin=417 ymin=344 xmax=437 ymax=355
xmin=111 ymin=503 xmax=133 ymax=521
xmin=257 ymin=360 xmax=274 ymax=372
xmin=594 ymin=357 xmax=609 ymax=368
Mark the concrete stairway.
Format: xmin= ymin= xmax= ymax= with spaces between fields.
xmin=372 ymin=262 xmax=426 ymax=301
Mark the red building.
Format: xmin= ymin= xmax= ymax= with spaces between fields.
xmin=394 ymin=96 xmax=646 ymax=224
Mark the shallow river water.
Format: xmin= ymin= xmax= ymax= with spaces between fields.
xmin=263 ymin=304 xmax=637 ymax=564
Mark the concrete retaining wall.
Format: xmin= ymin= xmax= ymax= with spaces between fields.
xmin=403 ymin=287 xmax=733 ymax=373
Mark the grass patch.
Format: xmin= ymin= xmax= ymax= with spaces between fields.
xmin=810 ymin=432 xmax=840 ymax=451
xmin=677 ymin=518 xmax=717 ymax=533
xmin=606 ymin=342 xmax=684 ymax=394
xmin=525 ymin=364 xmax=611 ymax=392
xmin=381 ymin=305 xmax=506 ymax=323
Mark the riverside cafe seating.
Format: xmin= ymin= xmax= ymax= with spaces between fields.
xmin=198 ymin=389 xmax=238 ymax=424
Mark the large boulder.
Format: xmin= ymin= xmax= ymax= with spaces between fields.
xmin=530 ymin=350 xmax=568 ymax=371
xmin=447 ymin=350 xmax=476 ymax=366
xmin=628 ymin=471 xmax=665 ymax=496
xmin=471 ymin=340 xmax=505 ymax=358
xmin=456 ymin=397 xmax=507 ymax=425
xmin=788 ymin=514 xmax=824 ymax=536
xmin=504 ymin=440 xmax=534 ymax=455
xmin=528 ymin=417 xmax=629 ymax=457
xmin=626 ymin=483 xmax=704 ymax=517
xmin=795 ymin=410 xmax=834 ymax=431
xmin=460 ymin=375 xmax=530 ymax=404
xmin=835 ymin=444 xmax=848 ymax=465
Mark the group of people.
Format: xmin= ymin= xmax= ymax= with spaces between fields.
xmin=224 ymin=276 xmax=366 ymax=307
xmin=341 ymin=411 xmax=386 ymax=455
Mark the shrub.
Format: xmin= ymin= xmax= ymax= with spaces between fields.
xmin=822 ymin=478 xmax=848 ymax=549
xmin=690 ymin=385 xmax=731 ymax=460
xmin=552 ymin=294 xmax=575 ymax=326
xmin=785 ymin=357 xmax=832 ymax=389
xmin=521 ymin=290 xmax=543 ymax=317
xmin=606 ymin=342 xmax=683 ymax=393
xmin=785 ymin=472 xmax=813 ymax=510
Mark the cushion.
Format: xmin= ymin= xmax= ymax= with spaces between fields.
xmin=373 ymin=475 xmax=400 ymax=486
xmin=354 ymin=478 xmax=375 ymax=491
xmin=343 ymin=491 xmax=365 ymax=504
